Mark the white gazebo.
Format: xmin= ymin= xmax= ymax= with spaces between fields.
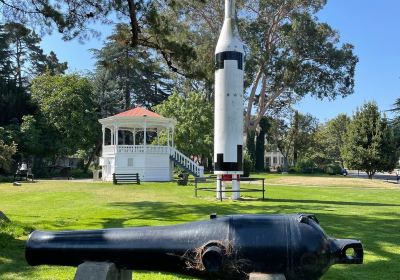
xmin=99 ymin=107 xmax=204 ymax=181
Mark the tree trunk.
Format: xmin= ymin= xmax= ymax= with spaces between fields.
xmin=16 ymin=40 xmax=23 ymax=88
xmin=292 ymin=111 xmax=299 ymax=166
xmin=282 ymin=156 xmax=289 ymax=173
xmin=124 ymin=48 xmax=131 ymax=109
xmin=207 ymin=156 xmax=213 ymax=172
xmin=255 ymin=130 xmax=265 ymax=172
xmin=246 ymin=131 xmax=256 ymax=169
xmin=84 ymin=141 xmax=102 ymax=173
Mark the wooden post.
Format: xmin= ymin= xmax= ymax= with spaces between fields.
xmin=262 ymin=178 xmax=265 ymax=200
xmin=195 ymin=178 xmax=198 ymax=197
xmin=112 ymin=173 xmax=117 ymax=185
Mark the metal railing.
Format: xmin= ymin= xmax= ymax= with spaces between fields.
xmin=194 ymin=176 xmax=265 ymax=201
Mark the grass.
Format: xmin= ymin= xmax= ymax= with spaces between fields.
xmin=0 ymin=175 xmax=399 ymax=279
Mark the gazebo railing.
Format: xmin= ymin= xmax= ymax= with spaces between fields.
xmin=170 ymin=148 xmax=204 ymax=178
xmin=102 ymin=144 xmax=204 ymax=177
xmin=116 ymin=145 xmax=171 ymax=154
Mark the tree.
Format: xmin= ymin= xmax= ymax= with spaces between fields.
xmin=34 ymin=51 xmax=68 ymax=75
xmin=255 ymin=117 xmax=270 ymax=171
xmin=267 ymin=111 xmax=317 ymax=172
xmin=323 ymin=114 xmax=350 ymax=167
xmin=30 ymin=74 xmax=100 ymax=161
xmin=91 ymin=68 xmax=125 ymax=118
xmin=302 ymin=114 xmax=349 ymax=170
xmin=245 ymin=131 xmax=256 ymax=171
xmin=0 ymin=78 xmax=34 ymax=125
xmin=0 ymin=1 xmax=199 ymax=76
xmin=0 ymin=139 xmax=17 ymax=172
xmin=3 ymin=22 xmax=45 ymax=87
xmin=291 ymin=111 xmax=319 ymax=165
xmin=92 ymin=24 xmax=172 ymax=110
xmin=153 ymin=92 xmax=213 ymax=166
xmin=342 ymin=102 xmax=397 ymax=179
xmin=162 ymin=1 xmax=357 ymax=129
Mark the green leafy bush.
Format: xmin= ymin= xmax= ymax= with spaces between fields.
xmin=243 ymin=153 xmax=253 ymax=177
xmin=69 ymin=169 xmax=92 ymax=179
xmin=325 ymin=164 xmax=342 ymax=175
xmin=295 ymin=159 xmax=317 ymax=174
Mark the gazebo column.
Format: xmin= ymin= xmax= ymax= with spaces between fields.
xmin=172 ymin=127 xmax=175 ymax=148
xmin=167 ymin=127 xmax=170 ymax=147
xmin=144 ymin=117 xmax=147 ymax=147
xmin=115 ymin=126 xmax=119 ymax=152
xmin=102 ymin=127 xmax=105 ymax=146
xmin=133 ymin=129 xmax=136 ymax=146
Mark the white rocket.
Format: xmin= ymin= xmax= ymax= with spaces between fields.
xmin=214 ymin=0 xmax=244 ymax=200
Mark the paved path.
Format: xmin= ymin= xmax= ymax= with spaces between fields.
xmin=347 ymin=170 xmax=400 ymax=184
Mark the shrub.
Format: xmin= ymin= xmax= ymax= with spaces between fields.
xmin=0 ymin=140 xmax=17 ymax=172
xmin=69 ymin=169 xmax=92 ymax=179
xmin=325 ymin=164 xmax=342 ymax=175
xmin=295 ymin=159 xmax=317 ymax=174
xmin=243 ymin=153 xmax=253 ymax=177
xmin=288 ymin=167 xmax=297 ymax=174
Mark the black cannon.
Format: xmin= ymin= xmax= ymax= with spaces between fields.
xmin=25 ymin=214 xmax=363 ymax=280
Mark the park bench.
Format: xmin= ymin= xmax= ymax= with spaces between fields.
xmin=112 ymin=173 xmax=140 ymax=185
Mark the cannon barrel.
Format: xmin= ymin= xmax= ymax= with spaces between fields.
xmin=25 ymin=214 xmax=363 ymax=280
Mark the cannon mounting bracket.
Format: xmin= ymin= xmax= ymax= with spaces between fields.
xmin=73 ymin=261 xmax=132 ymax=280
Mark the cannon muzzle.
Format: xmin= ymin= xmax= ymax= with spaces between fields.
xmin=25 ymin=214 xmax=363 ymax=280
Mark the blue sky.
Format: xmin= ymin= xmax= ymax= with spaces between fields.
xmin=40 ymin=0 xmax=400 ymax=122
xmin=297 ymin=0 xmax=400 ymax=121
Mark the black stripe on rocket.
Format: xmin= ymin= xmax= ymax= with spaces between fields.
xmin=215 ymin=51 xmax=243 ymax=70
xmin=214 ymin=145 xmax=243 ymax=171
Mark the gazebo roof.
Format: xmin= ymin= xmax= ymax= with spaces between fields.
xmin=99 ymin=107 xmax=176 ymax=129
xmin=113 ymin=107 xmax=162 ymax=118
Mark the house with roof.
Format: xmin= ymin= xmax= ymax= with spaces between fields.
xmin=98 ymin=107 xmax=204 ymax=181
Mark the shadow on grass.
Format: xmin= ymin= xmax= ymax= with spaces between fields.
xmin=264 ymin=198 xmax=400 ymax=207
xmin=0 ymin=221 xmax=37 ymax=278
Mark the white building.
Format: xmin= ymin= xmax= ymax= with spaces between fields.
xmin=99 ymin=107 xmax=204 ymax=182
xmin=265 ymin=149 xmax=285 ymax=170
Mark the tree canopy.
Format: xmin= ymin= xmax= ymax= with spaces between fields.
xmin=92 ymin=23 xmax=172 ymax=110
xmin=30 ymin=74 xmax=100 ymax=156
xmin=342 ymin=102 xmax=397 ymax=178
xmin=153 ymin=91 xmax=213 ymax=165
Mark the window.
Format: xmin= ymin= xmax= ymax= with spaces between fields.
xmin=273 ymin=157 xmax=277 ymax=164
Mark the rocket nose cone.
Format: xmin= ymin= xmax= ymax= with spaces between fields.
xmin=216 ymin=19 xmax=244 ymax=54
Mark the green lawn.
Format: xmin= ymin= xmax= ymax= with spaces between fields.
xmin=1 ymin=175 xmax=399 ymax=279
